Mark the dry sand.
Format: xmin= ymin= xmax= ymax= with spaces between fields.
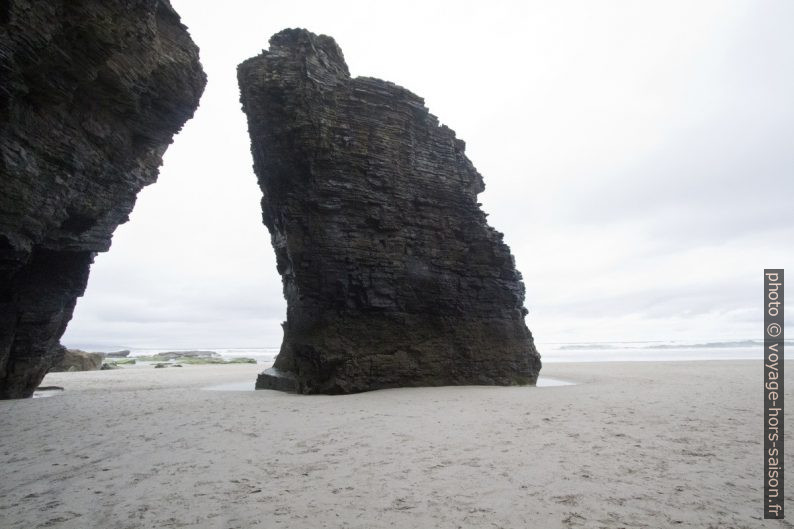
xmin=0 ymin=360 xmax=789 ymax=528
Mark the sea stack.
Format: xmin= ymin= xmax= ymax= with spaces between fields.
xmin=0 ymin=1 xmax=206 ymax=398
xmin=238 ymin=29 xmax=541 ymax=394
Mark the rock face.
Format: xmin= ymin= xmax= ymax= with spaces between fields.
xmin=0 ymin=1 xmax=206 ymax=398
xmin=49 ymin=348 xmax=104 ymax=373
xmin=238 ymin=29 xmax=541 ymax=394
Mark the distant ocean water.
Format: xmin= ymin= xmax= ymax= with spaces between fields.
xmin=123 ymin=348 xmax=281 ymax=365
xmin=95 ymin=339 xmax=789 ymax=365
xmin=536 ymin=340 xmax=790 ymax=363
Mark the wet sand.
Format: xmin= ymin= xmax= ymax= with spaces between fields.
xmin=0 ymin=360 xmax=787 ymax=528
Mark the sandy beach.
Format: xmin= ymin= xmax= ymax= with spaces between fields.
xmin=0 ymin=360 xmax=787 ymax=528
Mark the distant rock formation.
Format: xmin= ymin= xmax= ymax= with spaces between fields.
xmin=151 ymin=350 xmax=220 ymax=360
xmin=0 ymin=1 xmax=206 ymax=398
xmin=49 ymin=348 xmax=104 ymax=373
xmin=238 ymin=29 xmax=541 ymax=394
xmin=105 ymin=350 xmax=131 ymax=358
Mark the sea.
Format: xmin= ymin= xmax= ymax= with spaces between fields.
xmin=88 ymin=339 xmax=788 ymax=366
xmin=44 ymin=339 xmax=783 ymax=397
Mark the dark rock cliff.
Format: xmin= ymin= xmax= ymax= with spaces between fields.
xmin=0 ymin=0 xmax=206 ymax=398
xmin=238 ymin=29 xmax=541 ymax=394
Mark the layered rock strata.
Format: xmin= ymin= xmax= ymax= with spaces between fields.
xmin=0 ymin=0 xmax=206 ymax=398
xmin=239 ymin=29 xmax=541 ymax=394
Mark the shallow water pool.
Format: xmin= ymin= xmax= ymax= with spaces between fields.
xmin=203 ymin=375 xmax=576 ymax=392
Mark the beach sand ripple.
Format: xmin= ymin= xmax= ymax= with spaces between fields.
xmin=0 ymin=361 xmax=788 ymax=528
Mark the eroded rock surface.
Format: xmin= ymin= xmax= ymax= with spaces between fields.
xmin=0 ymin=1 xmax=206 ymax=398
xmin=238 ymin=29 xmax=541 ymax=394
xmin=49 ymin=348 xmax=104 ymax=373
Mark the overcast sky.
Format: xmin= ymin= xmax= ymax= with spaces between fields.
xmin=63 ymin=0 xmax=793 ymax=350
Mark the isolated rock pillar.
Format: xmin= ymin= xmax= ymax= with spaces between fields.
xmin=239 ymin=29 xmax=541 ymax=394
